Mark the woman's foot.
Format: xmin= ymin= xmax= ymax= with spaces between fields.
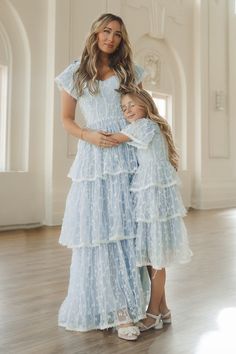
xmin=117 ymin=323 xmax=140 ymax=341
xmin=138 ymin=313 xmax=163 ymax=332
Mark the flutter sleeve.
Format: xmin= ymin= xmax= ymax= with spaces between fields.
xmin=121 ymin=118 xmax=157 ymax=149
xmin=134 ymin=63 xmax=147 ymax=84
xmin=55 ymin=59 xmax=80 ymax=99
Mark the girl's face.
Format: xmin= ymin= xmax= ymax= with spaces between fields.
xmin=121 ymin=95 xmax=146 ymax=123
xmin=97 ymin=20 xmax=122 ymax=54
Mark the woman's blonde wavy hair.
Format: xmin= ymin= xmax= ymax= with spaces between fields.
xmin=74 ymin=13 xmax=137 ymax=96
xmin=121 ymin=89 xmax=179 ymax=170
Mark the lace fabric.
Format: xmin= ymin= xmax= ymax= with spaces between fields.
xmin=59 ymin=175 xmax=136 ymax=248
xmin=135 ymin=218 xmax=193 ymax=270
xmin=59 ymin=241 xmax=149 ymax=331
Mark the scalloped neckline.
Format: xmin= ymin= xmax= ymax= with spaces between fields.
xmin=97 ymin=75 xmax=116 ymax=82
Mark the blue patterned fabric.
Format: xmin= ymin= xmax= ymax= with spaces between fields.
xmin=121 ymin=119 xmax=193 ymax=270
xmin=55 ymin=61 xmax=149 ymax=331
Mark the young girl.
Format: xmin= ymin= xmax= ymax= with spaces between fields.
xmin=111 ymin=89 xmax=193 ymax=331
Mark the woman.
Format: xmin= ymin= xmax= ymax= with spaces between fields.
xmin=55 ymin=13 xmax=148 ymax=340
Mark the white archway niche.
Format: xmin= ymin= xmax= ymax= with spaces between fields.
xmin=0 ymin=0 xmax=30 ymax=172
xmin=135 ymin=35 xmax=190 ymax=205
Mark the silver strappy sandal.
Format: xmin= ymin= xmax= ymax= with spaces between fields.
xmin=138 ymin=313 xmax=163 ymax=332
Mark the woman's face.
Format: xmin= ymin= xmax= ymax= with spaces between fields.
xmin=121 ymin=95 xmax=146 ymax=123
xmin=97 ymin=20 xmax=122 ymax=54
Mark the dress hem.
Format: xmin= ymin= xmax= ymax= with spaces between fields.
xmin=136 ymin=254 xmax=193 ymax=270
xmin=131 ymin=180 xmax=180 ymax=191
xmin=68 ymin=169 xmax=138 ymax=182
xmin=135 ymin=212 xmax=187 ymax=223
xmin=59 ymin=235 xmax=136 ymax=248
xmin=58 ymin=313 xmax=147 ymax=332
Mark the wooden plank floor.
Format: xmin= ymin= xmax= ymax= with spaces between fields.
xmin=0 ymin=208 xmax=236 ymax=354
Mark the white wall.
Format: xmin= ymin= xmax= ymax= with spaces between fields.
xmin=0 ymin=0 xmax=48 ymax=227
xmin=0 ymin=0 xmax=235 ymax=228
xmin=192 ymin=0 xmax=236 ymax=208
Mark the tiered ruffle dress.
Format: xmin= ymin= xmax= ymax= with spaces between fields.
xmin=121 ymin=118 xmax=193 ymax=270
xmin=55 ymin=60 xmax=149 ymax=331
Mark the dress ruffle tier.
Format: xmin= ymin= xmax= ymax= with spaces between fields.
xmin=132 ymin=163 xmax=192 ymax=269
xmin=68 ymin=118 xmax=138 ymax=182
xmin=59 ymin=173 xmax=137 ymax=247
xmin=130 ymin=160 xmax=181 ymax=191
xmin=59 ymin=240 xmax=149 ymax=331
xmin=133 ymin=173 xmax=192 ymax=269
xmin=132 ymin=184 xmax=186 ymax=222
xmin=135 ymin=217 xmax=192 ymax=269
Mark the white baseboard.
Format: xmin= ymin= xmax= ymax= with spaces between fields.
xmin=0 ymin=222 xmax=42 ymax=231
xmin=192 ymin=180 xmax=236 ymax=209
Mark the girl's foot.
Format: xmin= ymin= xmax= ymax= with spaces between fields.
xmin=161 ymin=310 xmax=172 ymax=324
xmin=138 ymin=313 xmax=163 ymax=332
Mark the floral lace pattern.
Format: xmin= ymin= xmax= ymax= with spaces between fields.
xmin=59 ymin=241 xmax=149 ymax=331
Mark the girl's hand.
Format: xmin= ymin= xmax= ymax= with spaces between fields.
xmin=82 ymin=129 xmax=120 ymax=148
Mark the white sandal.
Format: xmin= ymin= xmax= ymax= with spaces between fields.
xmin=117 ymin=325 xmax=140 ymax=341
xmin=138 ymin=312 xmax=163 ymax=332
xmin=161 ymin=310 xmax=172 ymax=324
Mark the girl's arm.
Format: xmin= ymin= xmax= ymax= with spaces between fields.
xmin=108 ymin=132 xmax=130 ymax=143
xmin=61 ymin=90 xmax=119 ymax=147
xmin=107 ymin=84 xmax=144 ymax=143
xmin=111 ymin=119 xmax=157 ymax=148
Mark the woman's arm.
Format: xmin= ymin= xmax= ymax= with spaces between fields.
xmin=60 ymin=90 xmax=119 ymax=147
xmin=61 ymin=90 xmax=83 ymax=138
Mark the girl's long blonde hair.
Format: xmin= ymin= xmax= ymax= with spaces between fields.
xmin=74 ymin=13 xmax=137 ymax=96
xmin=121 ymin=89 xmax=179 ymax=170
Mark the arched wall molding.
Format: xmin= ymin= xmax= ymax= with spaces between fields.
xmin=165 ymin=37 xmax=187 ymax=171
xmin=126 ymin=0 xmax=186 ymax=38
xmin=134 ymin=35 xmax=187 ymax=171
xmin=0 ymin=0 xmax=31 ymax=171
xmin=0 ymin=21 xmax=12 ymax=63
xmin=0 ymin=21 xmax=12 ymax=170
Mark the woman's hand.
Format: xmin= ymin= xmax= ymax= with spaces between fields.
xmin=82 ymin=129 xmax=120 ymax=148
xmin=60 ymin=91 xmax=120 ymax=148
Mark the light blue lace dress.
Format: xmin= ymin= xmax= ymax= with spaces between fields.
xmin=55 ymin=60 xmax=148 ymax=331
xmin=121 ymin=118 xmax=193 ymax=270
